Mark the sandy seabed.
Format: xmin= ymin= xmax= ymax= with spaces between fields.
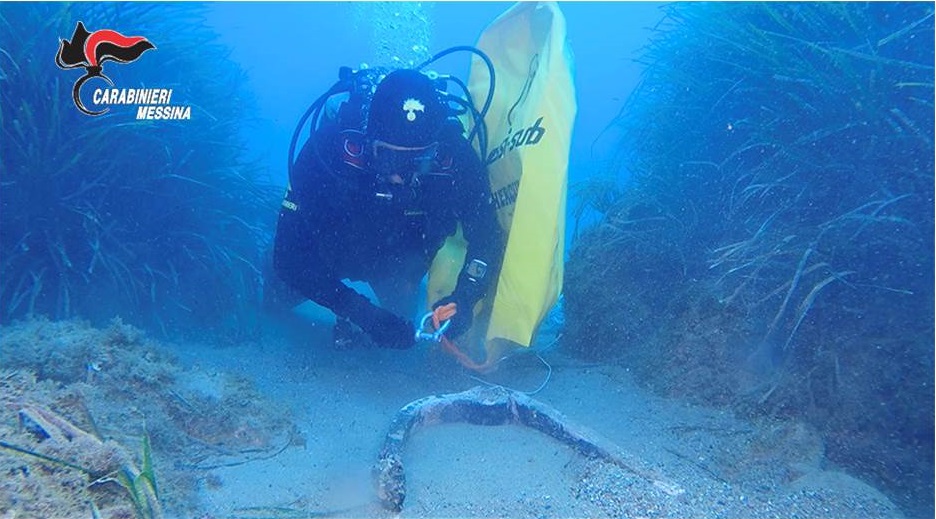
xmin=0 ymin=315 xmax=903 ymax=519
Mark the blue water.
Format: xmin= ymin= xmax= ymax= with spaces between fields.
xmin=205 ymin=1 xmax=663 ymax=239
xmin=0 ymin=2 xmax=932 ymax=518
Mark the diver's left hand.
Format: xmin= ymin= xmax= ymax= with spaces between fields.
xmin=432 ymin=295 xmax=473 ymax=338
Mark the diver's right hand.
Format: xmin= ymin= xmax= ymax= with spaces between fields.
xmin=355 ymin=303 xmax=415 ymax=350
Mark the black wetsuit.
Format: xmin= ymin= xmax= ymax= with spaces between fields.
xmin=273 ymin=119 xmax=501 ymax=331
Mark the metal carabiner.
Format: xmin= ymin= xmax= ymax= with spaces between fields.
xmin=415 ymin=311 xmax=451 ymax=342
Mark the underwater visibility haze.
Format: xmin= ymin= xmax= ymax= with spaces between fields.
xmin=0 ymin=2 xmax=933 ymax=518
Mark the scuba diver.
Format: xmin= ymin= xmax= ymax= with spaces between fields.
xmin=273 ymin=54 xmax=502 ymax=350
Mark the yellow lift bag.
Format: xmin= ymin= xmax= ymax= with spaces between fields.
xmin=427 ymin=1 xmax=577 ymax=368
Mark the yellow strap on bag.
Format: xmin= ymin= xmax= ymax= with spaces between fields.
xmin=427 ymin=2 xmax=576 ymax=369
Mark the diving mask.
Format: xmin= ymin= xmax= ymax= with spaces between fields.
xmin=370 ymin=139 xmax=439 ymax=185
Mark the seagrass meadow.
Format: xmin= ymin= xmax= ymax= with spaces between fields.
xmin=564 ymin=3 xmax=934 ymax=517
xmin=0 ymin=2 xmax=281 ymax=339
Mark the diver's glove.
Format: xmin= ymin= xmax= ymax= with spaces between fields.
xmin=431 ymin=294 xmax=473 ymax=338
xmin=430 ymin=258 xmax=490 ymax=338
xmin=344 ymin=294 xmax=415 ymax=349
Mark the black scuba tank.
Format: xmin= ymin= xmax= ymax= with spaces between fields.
xmin=334 ymin=66 xmax=390 ymax=134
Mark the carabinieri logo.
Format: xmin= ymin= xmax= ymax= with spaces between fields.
xmin=55 ymin=22 xmax=191 ymax=120
xmin=55 ymin=22 xmax=154 ymax=115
